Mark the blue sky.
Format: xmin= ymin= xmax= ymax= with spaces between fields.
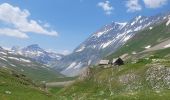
xmin=0 ymin=0 xmax=170 ymax=54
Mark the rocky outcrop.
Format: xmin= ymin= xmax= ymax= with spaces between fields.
xmin=146 ymin=64 xmax=170 ymax=90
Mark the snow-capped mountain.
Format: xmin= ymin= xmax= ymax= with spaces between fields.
xmin=11 ymin=44 xmax=63 ymax=65
xmin=53 ymin=12 xmax=170 ymax=76
xmin=0 ymin=46 xmax=63 ymax=81
xmin=0 ymin=46 xmax=33 ymax=66
xmin=0 ymin=46 xmax=41 ymax=69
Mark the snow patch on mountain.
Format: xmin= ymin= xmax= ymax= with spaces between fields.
xmin=0 ymin=52 xmax=7 ymax=55
xmin=8 ymin=57 xmax=19 ymax=61
xmin=115 ymin=22 xmax=127 ymax=29
xmin=149 ymin=27 xmax=153 ymax=30
xmin=145 ymin=45 xmax=151 ymax=49
xmin=127 ymin=30 xmax=132 ymax=33
xmin=92 ymin=45 xmax=97 ymax=48
xmin=88 ymin=60 xmax=92 ymax=65
xmin=131 ymin=16 xmax=142 ymax=26
xmin=102 ymin=40 xmax=113 ymax=48
xmin=10 ymin=64 xmax=17 ymax=67
xmin=94 ymin=22 xmax=127 ymax=38
xmin=164 ymin=44 xmax=170 ymax=48
xmin=116 ymin=33 xmax=124 ymax=39
xmin=74 ymin=62 xmax=83 ymax=69
xmin=8 ymin=57 xmax=31 ymax=63
xmin=0 ymin=57 xmax=7 ymax=61
xmin=76 ymin=46 xmax=86 ymax=52
xmin=66 ymin=62 xmax=77 ymax=70
xmin=96 ymin=32 xmax=105 ymax=37
xmin=134 ymin=26 xmax=142 ymax=31
xmin=19 ymin=58 xmax=31 ymax=63
xmin=24 ymin=50 xmax=43 ymax=56
xmin=94 ymin=28 xmax=112 ymax=37
xmin=136 ymin=16 xmax=142 ymax=21
xmin=164 ymin=16 xmax=167 ymax=19
xmin=166 ymin=17 xmax=170 ymax=26
xmin=123 ymin=35 xmax=131 ymax=42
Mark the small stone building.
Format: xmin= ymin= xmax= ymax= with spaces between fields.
xmin=112 ymin=58 xmax=124 ymax=66
xmin=99 ymin=60 xmax=110 ymax=65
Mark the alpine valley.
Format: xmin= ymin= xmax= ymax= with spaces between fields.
xmin=54 ymin=12 xmax=170 ymax=99
xmin=54 ymin=12 xmax=170 ymax=76
xmin=1 ymin=8 xmax=170 ymax=100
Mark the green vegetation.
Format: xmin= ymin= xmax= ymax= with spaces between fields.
xmin=107 ymin=21 xmax=170 ymax=59
xmin=0 ymin=53 xmax=64 ymax=82
xmin=52 ymin=22 xmax=170 ymax=99
xmin=0 ymin=67 xmax=57 ymax=100
xmin=10 ymin=63 xmax=64 ymax=82
xmin=1 ymin=19 xmax=170 ymax=100
xmin=0 ymin=66 xmax=77 ymax=100
xmin=56 ymin=50 xmax=170 ymax=99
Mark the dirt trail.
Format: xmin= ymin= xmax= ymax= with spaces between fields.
xmin=46 ymin=81 xmax=75 ymax=87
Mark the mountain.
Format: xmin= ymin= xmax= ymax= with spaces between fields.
xmin=11 ymin=44 xmax=64 ymax=65
xmin=55 ymin=17 xmax=170 ymax=99
xmin=107 ymin=16 xmax=170 ymax=59
xmin=54 ymin=12 xmax=170 ymax=76
xmin=0 ymin=46 xmax=64 ymax=81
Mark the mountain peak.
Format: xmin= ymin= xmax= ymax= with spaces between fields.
xmin=11 ymin=46 xmax=21 ymax=51
xmin=115 ymin=22 xmax=127 ymax=25
xmin=135 ymin=15 xmax=142 ymax=19
xmin=24 ymin=44 xmax=44 ymax=51
xmin=27 ymin=44 xmax=40 ymax=48
xmin=115 ymin=22 xmax=127 ymax=28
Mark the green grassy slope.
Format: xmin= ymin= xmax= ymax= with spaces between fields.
xmin=0 ymin=68 xmax=57 ymax=100
xmin=7 ymin=61 xmax=64 ymax=82
xmin=107 ymin=21 xmax=170 ymax=59
xmin=54 ymin=21 xmax=170 ymax=99
xmin=0 ymin=53 xmax=64 ymax=82
xmin=56 ymin=48 xmax=170 ymax=99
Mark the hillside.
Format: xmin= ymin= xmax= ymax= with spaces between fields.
xmin=56 ymin=48 xmax=170 ymax=100
xmin=54 ymin=17 xmax=170 ymax=99
xmin=0 ymin=67 xmax=57 ymax=100
xmin=54 ymin=13 xmax=170 ymax=77
xmin=0 ymin=47 xmax=64 ymax=82
xmin=107 ymin=19 xmax=170 ymax=59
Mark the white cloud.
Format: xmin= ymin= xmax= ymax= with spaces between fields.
xmin=43 ymin=23 xmax=50 ymax=28
xmin=98 ymin=1 xmax=113 ymax=15
xmin=0 ymin=3 xmax=58 ymax=38
xmin=126 ymin=0 xmax=142 ymax=12
xmin=143 ymin=0 xmax=168 ymax=8
xmin=0 ymin=28 xmax=28 ymax=38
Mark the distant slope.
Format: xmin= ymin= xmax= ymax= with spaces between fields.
xmin=107 ymin=19 xmax=170 ymax=59
xmin=0 ymin=47 xmax=64 ymax=82
xmin=0 ymin=68 xmax=57 ymax=100
xmin=11 ymin=44 xmax=63 ymax=65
